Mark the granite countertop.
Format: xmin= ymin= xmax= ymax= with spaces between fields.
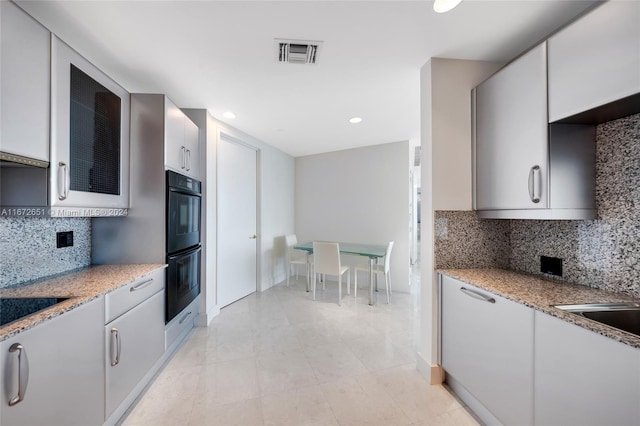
xmin=0 ymin=264 xmax=166 ymax=342
xmin=438 ymin=268 xmax=640 ymax=349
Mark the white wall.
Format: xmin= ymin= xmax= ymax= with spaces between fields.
xmin=418 ymin=58 xmax=502 ymax=383
xmin=295 ymin=141 xmax=411 ymax=292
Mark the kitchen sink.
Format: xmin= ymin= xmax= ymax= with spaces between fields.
xmin=554 ymin=303 xmax=640 ymax=338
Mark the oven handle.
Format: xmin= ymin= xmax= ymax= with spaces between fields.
xmin=167 ymin=245 xmax=202 ymax=260
xmin=168 ymin=186 xmax=201 ymax=197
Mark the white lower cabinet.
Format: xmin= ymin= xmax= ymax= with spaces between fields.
xmin=440 ymin=275 xmax=534 ymax=425
xmin=534 ymin=311 xmax=640 ymax=425
xmin=105 ymin=290 xmax=165 ymax=418
xmin=0 ymin=298 xmax=104 ymax=426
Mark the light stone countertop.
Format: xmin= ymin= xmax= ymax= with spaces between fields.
xmin=438 ymin=268 xmax=640 ymax=349
xmin=0 ymin=264 xmax=166 ymax=342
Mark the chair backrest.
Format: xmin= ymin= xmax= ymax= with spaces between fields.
xmin=285 ymin=234 xmax=298 ymax=260
xmin=313 ymin=241 xmax=341 ymax=275
xmin=384 ymin=241 xmax=394 ymax=273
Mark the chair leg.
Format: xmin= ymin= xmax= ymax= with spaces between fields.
xmin=385 ymin=272 xmax=390 ymax=304
xmin=338 ymin=275 xmax=342 ymax=306
xmin=286 ymin=263 xmax=290 ymax=287
xmin=353 ymin=270 xmax=358 ymax=298
xmin=347 ymin=270 xmax=351 ymax=296
xmin=313 ymin=271 xmax=317 ymax=301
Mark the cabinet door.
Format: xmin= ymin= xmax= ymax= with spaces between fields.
xmin=105 ymin=290 xmax=165 ymax=417
xmin=0 ymin=1 xmax=50 ymax=163
xmin=1 ymin=298 xmax=104 ymax=426
xmin=534 ymin=312 xmax=640 ymax=425
xmin=440 ymin=275 xmax=534 ymax=425
xmin=184 ymin=116 xmax=200 ymax=179
xmin=164 ymin=97 xmax=187 ymax=174
xmin=548 ymin=2 xmax=640 ymax=122
xmin=475 ymin=43 xmax=548 ymax=210
xmin=51 ymin=36 xmax=130 ymax=209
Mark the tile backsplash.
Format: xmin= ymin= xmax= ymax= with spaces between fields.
xmin=0 ymin=217 xmax=91 ymax=288
xmin=436 ymin=112 xmax=640 ymax=298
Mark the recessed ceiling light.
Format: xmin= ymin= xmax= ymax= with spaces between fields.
xmin=222 ymin=111 xmax=236 ymax=120
xmin=349 ymin=117 xmax=363 ymax=124
xmin=433 ymin=0 xmax=462 ymax=13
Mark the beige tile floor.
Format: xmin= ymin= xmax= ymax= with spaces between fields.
xmin=121 ymin=273 xmax=480 ymax=426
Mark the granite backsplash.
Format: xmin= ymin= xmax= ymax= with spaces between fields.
xmin=436 ymin=113 xmax=640 ymax=298
xmin=0 ymin=217 xmax=91 ymax=288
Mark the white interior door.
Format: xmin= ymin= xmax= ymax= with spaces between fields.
xmin=217 ymin=135 xmax=257 ymax=308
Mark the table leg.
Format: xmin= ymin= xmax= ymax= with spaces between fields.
xmin=306 ymin=254 xmax=311 ymax=292
xmin=375 ymin=258 xmax=379 ymax=292
xmin=369 ymin=257 xmax=375 ymax=306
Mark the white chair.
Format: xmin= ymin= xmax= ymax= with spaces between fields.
xmin=354 ymin=241 xmax=393 ymax=303
xmin=285 ymin=234 xmax=310 ymax=287
xmin=312 ymin=242 xmax=350 ymax=305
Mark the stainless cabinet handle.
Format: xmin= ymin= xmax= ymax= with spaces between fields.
xmin=178 ymin=311 xmax=192 ymax=325
xmin=186 ymin=149 xmax=191 ymax=171
xmin=181 ymin=146 xmax=186 ymax=169
xmin=57 ymin=162 xmax=69 ymax=200
xmin=459 ymin=287 xmax=496 ymax=304
xmin=110 ymin=328 xmax=121 ymax=366
xmin=528 ymin=165 xmax=541 ymax=204
xmin=8 ymin=343 xmax=29 ymax=406
xmin=130 ymin=278 xmax=153 ymax=292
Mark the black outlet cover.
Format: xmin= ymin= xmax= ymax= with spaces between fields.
xmin=541 ymin=255 xmax=562 ymax=277
xmin=56 ymin=231 xmax=74 ymax=248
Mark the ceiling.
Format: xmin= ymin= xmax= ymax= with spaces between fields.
xmin=16 ymin=0 xmax=599 ymax=157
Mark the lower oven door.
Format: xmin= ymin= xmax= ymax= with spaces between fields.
xmin=166 ymin=245 xmax=201 ymax=323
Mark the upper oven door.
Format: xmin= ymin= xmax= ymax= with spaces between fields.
xmin=167 ymin=186 xmax=201 ymax=253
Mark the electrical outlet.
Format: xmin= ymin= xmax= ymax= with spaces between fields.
xmin=540 ymin=255 xmax=562 ymax=277
xmin=56 ymin=231 xmax=74 ymax=248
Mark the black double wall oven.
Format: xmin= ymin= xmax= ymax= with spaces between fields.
xmin=166 ymin=170 xmax=201 ymax=323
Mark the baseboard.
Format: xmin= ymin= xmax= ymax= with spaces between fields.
xmin=196 ymin=305 xmax=220 ymax=327
xmin=416 ymin=351 xmax=444 ymax=385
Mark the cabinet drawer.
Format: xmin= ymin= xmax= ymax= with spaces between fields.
xmin=105 ymin=268 xmax=164 ymax=323
xmin=165 ymin=297 xmax=198 ymax=351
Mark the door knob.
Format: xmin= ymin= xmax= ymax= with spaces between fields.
xmin=250 ymin=234 xmax=257 ymax=239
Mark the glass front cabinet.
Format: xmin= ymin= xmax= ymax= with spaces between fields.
xmin=51 ymin=35 xmax=129 ymax=210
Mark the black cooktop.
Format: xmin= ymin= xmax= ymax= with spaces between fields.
xmin=0 ymin=297 xmax=70 ymax=327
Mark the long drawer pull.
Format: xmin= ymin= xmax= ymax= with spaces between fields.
xmin=179 ymin=311 xmax=192 ymax=325
xmin=460 ymin=287 xmax=496 ymax=304
xmin=130 ymin=279 xmax=153 ymax=292
xmin=8 ymin=343 xmax=29 ymax=406
xmin=110 ymin=328 xmax=121 ymax=366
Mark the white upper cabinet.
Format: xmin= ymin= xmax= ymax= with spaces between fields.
xmin=474 ymin=43 xmax=549 ymax=211
xmin=0 ymin=2 xmax=50 ymax=165
xmin=165 ymin=97 xmax=200 ymax=180
xmin=548 ymin=1 xmax=640 ymax=122
xmin=50 ymin=36 xmax=130 ymax=209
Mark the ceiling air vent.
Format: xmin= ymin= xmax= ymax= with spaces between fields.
xmin=276 ymin=39 xmax=322 ymax=65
